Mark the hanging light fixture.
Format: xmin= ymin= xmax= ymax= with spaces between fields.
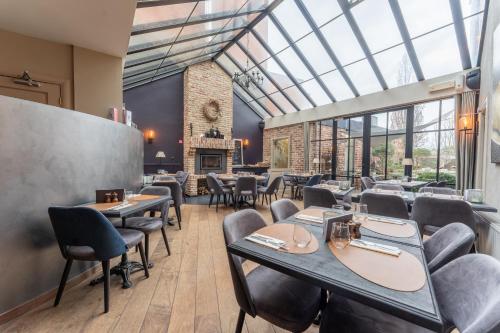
xmin=233 ymin=33 xmax=264 ymax=88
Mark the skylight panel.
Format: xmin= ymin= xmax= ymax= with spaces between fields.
xmin=321 ymin=16 xmax=365 ymax=66
xmin=125 ymin=48 xmax=169 ymax=67
xmin=257 ymin=96 xmax=282 ymax=116
xmin=168 ymin=37 xmax=214 ymax=55
xmin=227 ymin=44 xmax=257 ymax=69
xmin=269 ymin=91 xmax=297 ymax=113
xmin=374 ymin=44 xmax=416 ymax=88
xmin=320 ymin=70 xmax=355 ymax=101
xmin=133 ymin=2 xmax=195 ymax=26
xmin=302 ymin=0 xmax=342 ymax=27
xmin=413 ymin=25 xmax=462 ymax=79
xmin=246 ymin=32 xmax=271 ymax=64
xmin=295 ymin=33 xmax=336 ymax=75
xmin=260 ymin=57 xmax=295 ymax=89
xmin=129 ymin=28 xmax=181 ymax=49
xmin=187 ymin=0 xmax=246 ymax=23
xmin=273 ymin=0 xmax=312 ymax=42
xmin=301 ymin=79 xmax=331 ymax=106
xmin=282 ymin=85 xmax=313 ymax=110
xmin=344 ymin=59 xmax=382 ymax=95
xmin=464 ymin=13 xmax=484 ymax=66
xmin=351 ymin=0 xmax=402 ymax=53
xmin=254 ymin=18 xmax=289 ymax=54
xmin=124 ymin=60 xmax=162 ymax=78
xmin=398 ymin=0 xmax=453 ymax=38
xmin=275 ymin=47 xmax=313 ymax=82
xmin=460 ymin=0 xmax=485 ymax=17
xmin=238 ymin=0 xmax=270 ymax=13
xmin=209 ymin=29 xmax=243 ymax=45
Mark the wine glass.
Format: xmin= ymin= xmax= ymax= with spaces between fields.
xmin=293 ymin=224 xmax=312 ymax=248
xmin=332 ymin=204 xmax=344 ymax=211
xmin=331 ymin=222 xmax=350 ymax=249
xmin=353 ymin=203 xmax=368 ymax=223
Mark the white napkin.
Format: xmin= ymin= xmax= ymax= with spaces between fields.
xmin=105 ymin=203 xmax=134 ymax=211
xmin=350 ymin=239 xmax=401 ymax=257
xmin=245 ymin=233 xmax=287 ymax=250
xmin=367 ymin=216 xmax=406 ymax=225
xmin=294 ymin=214 xmax=324 ymax=224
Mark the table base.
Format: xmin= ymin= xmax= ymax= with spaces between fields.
xmin=89 ymin=253 xmax=149 ymax=289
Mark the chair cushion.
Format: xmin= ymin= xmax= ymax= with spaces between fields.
xmin=116 ymin=228 xmax=144 ymax=248
xmin=257 ymin=187 xmax=268 ymax=193
xmin=66 ymin=246 xmax=96 ymax=261
xmin=239 ymin=190 xmax=254 ymax=196
xmin=246 ymin=265 xmax=321 ymax=332
xmin=122 ymin=217 xmax=163 ymax=234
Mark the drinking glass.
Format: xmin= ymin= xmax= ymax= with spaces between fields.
xmin=331 ymin=222 xmax=350 ymax=249
xmin=332 ymin=204 xmax=344 ymax=211
xmin=293 ymin=224 xmax=312 ymax=248
xmin=353 ymin=203 xmax=368 ymax=223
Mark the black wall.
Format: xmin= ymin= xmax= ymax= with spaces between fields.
xmin=124 ymin=74 xmax=184 ymax=174
xmin=233 ymin=94 xmax=263 ymax=165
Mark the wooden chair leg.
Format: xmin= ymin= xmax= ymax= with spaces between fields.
xmin=261 ymin=193 xmax=265 ymax=205
xmin=54 ymin=258 xmax=73 ymax=307
xmin=235 ymin=309 xmax=245 ymax=333
xmin=274 ymin=193 xmax=278 ymax=200
xmin=161 ymin=227 xmax=171 ymax=256
xmin=138 ymin=242 xmax=150 ymax=278
xmin=102 ymin=260 xmax=110 ymax=313
xmin=264 ymin=194 xmax=268 ymax=205
xmin=175 ymin=206 xmax=182 ymax=229
xmin=145 ymin=234 xmax=150 ymax=262
xmin=253 ymin=195 xmax=257 ymax=209
xmin=208 ymin=194 xmax=214 ymax=207
xmin=282 ymin=185 xmax=286 ymax=198
xmin=224 ymin=194 xmax=227 ymax=207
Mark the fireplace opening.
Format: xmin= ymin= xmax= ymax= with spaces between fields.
xmin=200 ymin=154 xmax=222 ymax=170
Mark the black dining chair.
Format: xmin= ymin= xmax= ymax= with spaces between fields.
xmin=223 ymin=210 xmax=322 ymax=333
xmin=303 ymin=186 xmax=338 ymax=209
xmin=234 ymin=176 xmax=257 ymax=210
xmin=361 ymin=176 xmax=375 ymax=190
xmin=411 ymin=196 xmax=475 ymax=237
xmin=153 ymin=180 xmax=183 ymax=229
xmin=423 ymin=222 xmax=475 ymax=273
xmin=114 ymin=186 xmax=171 ymax=262
xmin=319 ymin=254 xmax=500 ymax=333
xmin=281 ymin=175 xmax=297 ymax=199
xmin=257 ymin=176 xmax=282 ymax=206
xmin=270 ymin=199 xmax=299 ymax=223
xmin=360 ymin=192 xmax=409 ymax=220
xmin=372 ymin=184 xmax=405 ymax=192
xmin=296 ymin=174 xmax=322 ymax=199
xmin=48 ymin=207 xmax=149 ymax=313
xmin=206 ymin=174 xmax=233 ymax=212
xmin=259 ymin=172 xmax=271 ymax=188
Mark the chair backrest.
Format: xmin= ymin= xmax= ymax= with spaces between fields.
xmin=361 ymin=177 xmax=375 ymax=190
xmin=235 ymin=176 xmax=257 ymax=196
xmin=432 ymin=254 xmax=500 ymax=333
xmin=372 ymin=184 xmax=405 ymax=192
xmin=411 ymin=196 xmax=475 ymax=236
xmin=436 ymin=181 xmax=447 ymax=187
xmin=360 ymin=192 xmax=409 ymax=219
xmin=303 ymin=186 xmax=337 ymax=209
xmin=223 ymin=210 xmax=267 ymax=316
xmin=270 ymin=199 xmax=299 ymax=223
xmin=423 ymin=223 xmax=475 ymax=273
xmin=140 ymin=186 xmax=171 ymax=221
xmin=418 ymin=187 xmax=455 ymax=195
xmin=206 ymin=175 xmax=224 ymax=195
xmin=306 ymin=174 xmax=322 ymax=186
xmin=261 ymin=173 xmax=270 ymax=187
xmin=155 ymin=175 xmax=176 ymax=182
xmin=320 ymin=174 xmax=332 ymax=182
xmin=266 ymin=176 xmax=282 ymax=194
xmin=175 ymin=171 xmax=184 ymax=177
xmin=426 ymin=181 xmax=438 ymax=187
xmin=153 ymin=181 xmax=182 ymax=207
xmin=48 ymin=207 xmax=127 ymax=261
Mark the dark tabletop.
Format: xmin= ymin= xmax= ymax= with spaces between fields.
xmin=375 ymin=180 xmax=429 ymax=190
xmin=82 ymin=195 xmax=170 ymax=218
xmin=227 ymin=216 xmax=442 ymax=331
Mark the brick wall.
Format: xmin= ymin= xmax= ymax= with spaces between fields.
xmin=263 ymin=123 xmax=305 ymax=173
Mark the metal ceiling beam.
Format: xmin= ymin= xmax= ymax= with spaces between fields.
xmin=236 ymin=40 xmax=300 ymax=111
xmin=388 ymin=0 xmax=424 ymax=81
xmin=477 ymin=0 xmax=489 ymax=67
xmin=250 ymin=29 xmax=317 ymax=108
xmin=123 ymin=67 xmax=186 ymax=91
xmin=226 ymin=52 xmax=285 ymax=115
xmin=269 ymin=12 xmax=336 ymax=103
xmin=125 ymin=40 xmax=227 ymax=69
xmin=213 ymin=0 xmax=284 ymax=61
xmin=216 ymin=58 xmax=274 ymax=118
xmin=449 ymin=0 xmax=472 ymax=69
xmin=294 ymin=0 xmax=359 ymax=97
xmin=337 ymin=0 xmax=388 ymax=90
xmin=137 ymin=0 xmax=198 ymax=8
xmin=131 ymin=8 xmax=263 ymax=36
xmin=128 ymin=25 xmax=241 ymax=54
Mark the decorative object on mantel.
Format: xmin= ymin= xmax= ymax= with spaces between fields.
xmin=204 ymin=126 xmax=224 ymax=139
xmin=232 ymin=34 xmax=264 ymax=88
xmin=203 ymin=99 xmax=222 ymax=122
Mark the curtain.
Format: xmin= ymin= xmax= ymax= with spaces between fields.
xmin=456 ymin=91 xmax=477 ymax=192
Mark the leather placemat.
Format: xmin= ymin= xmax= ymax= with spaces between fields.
xmin=256 ymin=223 xmax=319 ymax=254
xmin=295 ymin=208 xmax=328 ymax=219
xmin=130 ymin=194 xmax=161 ymax=201
xmin=329 ymin=242 xmax=426 ymax=292
xmin=361 ymin=218 xmax=416 ymax=238
xmin=86 ymin=201 xmax=138 ymax=211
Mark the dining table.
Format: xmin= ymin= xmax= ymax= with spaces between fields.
xmin=375 ymin=179 xmax=429 ymax=191
xmin=359 ymin=189 xmax=498 ymax=213
xmin=217 ymin=174 xmax=267 ymax=182
xmin=227 ymin=207 xmax=443 ymax=331
xmin=82 ymin=194 xmax=171 ymax=288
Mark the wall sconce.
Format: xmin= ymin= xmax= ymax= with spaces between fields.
xmin=145 ymin=130 xmax=155 ymax=144
xmin=459 ymin=114 xmax=476 ymax=134
xmin=243 ymin=138 xmax=250 ymax=148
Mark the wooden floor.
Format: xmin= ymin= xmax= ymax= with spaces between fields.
xmin=1 ymin=197 xmax=319 ymax=333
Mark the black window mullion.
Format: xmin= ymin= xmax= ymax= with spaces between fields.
xmin=436 ymin=100 xmax=443 ymax=182
xmin=384 ymin=113 xmax=389 ymax=179
xmin=405 ymin=106 xmax=414 ymax=177
xmin=362 ymin=115 xmax=371 ymax=177
xmin=332 ymin=121 xmax=338 ymax=180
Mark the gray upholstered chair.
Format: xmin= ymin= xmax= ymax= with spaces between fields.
xmin=155 ymin=175 xmax=176 ymax=182
xmin=258 ymin=176 xmax=282 ymax=206
xmin=259 ymin=173 xmax=270 ymax=188
xmin=319 ymin=254 xmax=500 ymax=333
xmin=360 ymin=192 xmax=409 ymax=220
xmin=436 ymin=181 xmax=447 ymax=187
xmin=115 ymin=186 xmax=172 ymax=261
xmin=303 ymin=186 xmax=351 ymax=210
xmin=320 ymin=173 xmax=332 ymax=183
xmin=281 ymin=175 xmax=297 ymax=199
xmin=361 ymin=176 xmax=375 ymax=190
xmin=206 ymin=174 xmax=233 ymax=212
xmin=223 ymin=210 xmax=322 ymax=333
xmin=372 ymin=184 xmax=405 ymax=192
xmin=270 ymin=199 xmax=299 ymax=223
xmin=423 ymin=223 xmax=475 ymax=273
xmin=296 ymin=174 xmax=322 ymax=199
xmin=175 ymin=171 xmax=189 ymax=200
xmin=153 ymin=180 xmax=183 ymax=229
xmin=411 ymin=196 xmax=475 ymax=237
xmin=418 ymin=187 xmax=456 ymax=195
xmin=234 ymin=176 xmax=257 ymax=210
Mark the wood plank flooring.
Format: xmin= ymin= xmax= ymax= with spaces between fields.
xmin=0 ymin=197 xmax=320 ymax=333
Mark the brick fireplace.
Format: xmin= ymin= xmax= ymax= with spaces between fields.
xmin=182 ymin=61 xmax=234 ymax=195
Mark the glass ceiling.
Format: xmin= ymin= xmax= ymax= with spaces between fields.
xmin=125 ymin=0 xmax=487 ymax=119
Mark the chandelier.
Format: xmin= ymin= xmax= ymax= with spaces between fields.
xmin=232 ymin=34 xmax=264 ymax=89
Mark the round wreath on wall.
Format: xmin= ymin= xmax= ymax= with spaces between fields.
xmin=203 ymin=99 xmax=222 ymax=122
